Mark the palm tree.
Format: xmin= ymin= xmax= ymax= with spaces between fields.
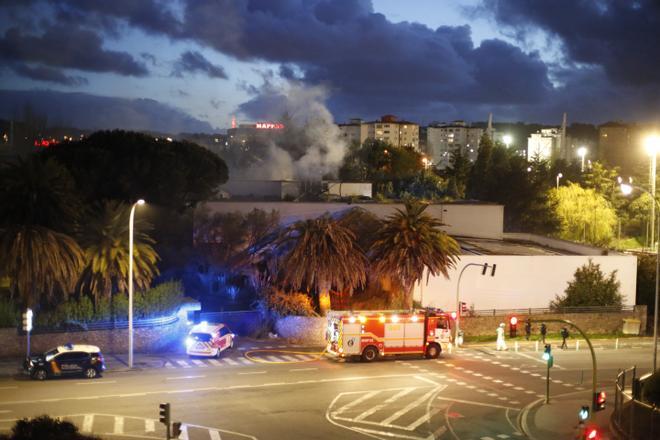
xmin=370 ymin=200 xmax=461 ymax=309
xmin=77 ymin=201 xmax=159 ymax=300
xmin=0 ymin=226 xmax=84 ymax=307
xmin=0 ymin=157 xmax=84 ymax=307
xmin=274 ymin=214 xmax=367 ymax=315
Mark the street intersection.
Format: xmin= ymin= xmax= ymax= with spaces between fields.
xmin=0 ymin=340 xmax=653 ymax=439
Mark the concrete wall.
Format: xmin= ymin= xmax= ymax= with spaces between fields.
xmin=199 ymin=201 xmax=504 ymax=239
xmin=414 ymin=255 xmax=638 ymax=311
xmin=0 ymin=319 xmax=188 ymax=358
xmin=460 ymin=306 xmax=646 ymax=337
xmin=275 ymin=316 xmax=327 ymax=345
xmin=326 ymin=182 xmax=372 ymax=198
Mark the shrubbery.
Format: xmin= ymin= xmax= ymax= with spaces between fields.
xmin=0 ymin=415 xmax=99 ymax=440
xmin=0 ymin=296 xmax=17 ymax=327
xmin=261 ymin=289 xmax=317 ymax=317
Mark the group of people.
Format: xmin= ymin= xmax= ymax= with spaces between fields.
xmin=495 ymin=319 xmax=570 ymax=351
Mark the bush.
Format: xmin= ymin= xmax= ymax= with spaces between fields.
xmin=0 ymin=296 xmax=18 ymax=328
xmin=134 ymin=280 xmax=184 ymax=318
xmin=550 ymin=259 xmax=623 ymax=309
xmin=0 ymin=415 xmax=100 ymax=440
xmin=261 ymin=289 xmax=317 ymax=317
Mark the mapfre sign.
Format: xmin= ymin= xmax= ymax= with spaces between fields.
xmin=255 ymin=122 xmax=284 ymax=129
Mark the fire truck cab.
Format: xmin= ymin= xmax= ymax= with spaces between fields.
xmin=326 ymin=309 xmax=452 ymax=362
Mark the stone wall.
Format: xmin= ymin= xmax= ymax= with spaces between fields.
xmin=0 ymin=318 xmax=188 ymax=358
xmin=459 ymin=306 xmax=647 ymax=337
xmin=275 ymin=316 xmax=327 ymax=345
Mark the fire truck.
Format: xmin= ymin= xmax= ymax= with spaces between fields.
xmin=325 ymin=309 xmax=452 ymax=362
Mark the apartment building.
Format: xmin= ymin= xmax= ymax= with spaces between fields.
xmin=426 ymin=121 xmax=483 ymax=169
xmin=337 ymin=115 xmax=420 ymax=150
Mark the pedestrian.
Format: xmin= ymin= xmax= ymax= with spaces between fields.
xmin=561 ymin=327 xmax=569 ymax=349
xmin=540 ymin=323 xmax=547 ymax=344
xmin=525 ymin=318 xmax=531 ymax=341
xmin=496 ymin=323 xmax=507 ymax=351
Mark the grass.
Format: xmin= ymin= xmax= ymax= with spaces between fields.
xmin=612 ymin=236 xmax=644 ymax=250
xmin=462 ymin=332 xmax=645 ymax=343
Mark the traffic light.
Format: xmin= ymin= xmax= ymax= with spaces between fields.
xmin=509 ymin=316 xmax=518 ymax=338
xmin=450 ymin=311 xmax=457 ymax=320
xmin=578 ymin=405 xmax=589 ymax=422
xmin=159 ymin=403 xmax=170 ymax=425
xmin=592 ymin=391 xmax=606 ymax=411
xmin=583 ymin=426 xmax=600 ymax=440
xmin=22 ymin=308 xmax=33 ymax=332
xmin=172 ymin=422 xmax=182 ymax=439
xmin=460 ymin=302 xmax=468 ymax=314
xmin=542 ymin=344 xmax=553 ymax=367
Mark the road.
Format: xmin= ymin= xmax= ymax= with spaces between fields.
xmin=0 ymin=341 xmax=653 ymax=440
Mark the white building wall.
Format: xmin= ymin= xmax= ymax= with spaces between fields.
xmin=414 ymin=255 xmax=637 ymax=311
xmin=326 ymin=182 xmax=372 ymax=198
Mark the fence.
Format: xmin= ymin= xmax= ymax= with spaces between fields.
xmin=470 ymin=305 xmax=635 ymax=317
xmin=19 ymin=314 xmax=179 ymax=335
xmin=613 ymin=366 xmax=660 ymax=439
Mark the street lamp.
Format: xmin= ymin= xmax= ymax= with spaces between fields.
xmin=503 ymin=134 xmax=512 ymax=149
xmin=577 ymin=146 xmax=587 ymax=172
xmin=645 ymin=135 xmax=660 ymax=251
xmin=455 ymin=262 xmax=496 ymax=347
xmin=556 ymin=173 xmax=563 ymax=190
xmin=620 ymin=181 xmax=659 ymax=372
xmin=128 ymin=199 xmax=145 ymax=369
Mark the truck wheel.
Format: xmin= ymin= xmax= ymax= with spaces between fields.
xmin=361 ymin=346 xmax=378 ymax=362
xmin=425 ymin=343 xmax=441 ymax=359
xmin=33 ymin=369 xmax=47 ymax=381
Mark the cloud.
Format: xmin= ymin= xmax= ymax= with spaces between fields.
xmin=172 ymin=51 xmax=228 ymax=79
xmin=0 ymin=25 xmax=148 ymax=76
xmin=9 ymin=64 xmax=88 ymax=86
xmin=0 ymin=89 xmax=214 ymax=133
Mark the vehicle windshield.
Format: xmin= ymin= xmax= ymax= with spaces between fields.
xmin=44 ymin=348 xmax=59 ymax=360
xmin=190 ymin=332 xmax=212 ymax=342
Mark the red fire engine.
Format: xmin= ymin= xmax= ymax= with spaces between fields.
xmin=326 ymin=309 xmax=452 ymax=362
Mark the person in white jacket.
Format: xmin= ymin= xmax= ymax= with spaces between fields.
xmin=496 ymin=323 xmax=507 ymax=351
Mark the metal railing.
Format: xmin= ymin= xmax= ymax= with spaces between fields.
xmin=22 ymin=314 xmax=179 ymax=334
xmin=469 ymin=305 xmax=634 ymax=317
xmin=613 ymin=366 xmax=660 ymax=439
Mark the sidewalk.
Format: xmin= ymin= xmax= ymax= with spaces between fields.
xmin=521 ymin=390 xmax=613 ymax=439
xmin=462 ymin=336 xmax=652 ymax=350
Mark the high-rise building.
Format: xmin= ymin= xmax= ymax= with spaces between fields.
xmin=337 ymin=115 xmax=420 ymax=150
xmin=426 ymin=121 xmax=483 ymax=169
xmin=527 ymin=128 xmax=562 ymax=161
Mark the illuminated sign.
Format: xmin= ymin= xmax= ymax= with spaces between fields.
xmin=34 ymin=138 xmax=58 ymax=148
xmin=255 ymin=122 xmax=284 ymax=129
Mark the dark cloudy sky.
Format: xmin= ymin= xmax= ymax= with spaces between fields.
xmin=1 ymin=0 xmax=659 ymax=132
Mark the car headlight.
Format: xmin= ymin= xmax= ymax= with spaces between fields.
xmin=185 ymin=337 xmax=194 ymax=347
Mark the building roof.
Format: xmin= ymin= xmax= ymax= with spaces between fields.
xmin=457 ymin=237 xmax=573 ymax=256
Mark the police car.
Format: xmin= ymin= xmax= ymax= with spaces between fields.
xmin=185 ymin=322 xmax=235 ymax=358
xmin=24 ymin=344 xmax=106 ymax=380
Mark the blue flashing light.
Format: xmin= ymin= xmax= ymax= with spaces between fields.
xmin=200 ymin=321 xmax=208 ymax=328
xmin=185 ymin=337 xmax=194 ymax=347
xmin=579 ymin=406 xmax=589 ymax=421
xmin=542 ymin=352 xmax=550 ymax=361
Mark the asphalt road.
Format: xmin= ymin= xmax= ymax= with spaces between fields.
xmin=0 ymin=342 xmax=654 ymax=440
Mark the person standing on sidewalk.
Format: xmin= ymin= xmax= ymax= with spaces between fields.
xmin=540 ymin=323 xmax=547 ymax=344
xmin=560 ymin=327 xmax=569 ymax=349
xmin=496 ymin=323 xmax=507 ymax=351
xmin=525 ymin=318 xmax=531 ymax=340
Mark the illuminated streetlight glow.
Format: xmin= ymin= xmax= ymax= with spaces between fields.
xmin=577 ymin=146 xmax=588 ymax=172
xmin=556 ymin=172 xmax=563 ymax=190
xmin=503 ymin=134 xmax=512 ymax=148
xmin=620 ymin=183 xmax=633 ymax=196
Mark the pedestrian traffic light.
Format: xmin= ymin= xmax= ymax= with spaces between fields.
xmin=592 ymin=391 xmax=606 ymax=411
xmin=509 ymin=316 xmax=518 ymax=338
xmin=542 ymin=344 xmax=553 ymax=367
xmin=578 ymin=405 xmax=589 ymax=422
xmin=159 ymin=403 xmax=170 ymax=425
xmin=172 ymin=422 xmax=182 ymax=439
xmin=460 ymin=302 xmax=468 ymax=313
xmin=22 ymin=308 xmax=32 ymax=332
xmin=583 ymin=426 xmax=600 ymax=440
xmin=450 ymin=311 xmax=457 ymax=320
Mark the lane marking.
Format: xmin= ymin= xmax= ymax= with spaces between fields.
xmin=435 ymin=396 xmax=521 ymax=411
xmin=406 ymin=406 xmax=445 ymax=430
xmin=191 ymin=359 xmax=207 ymax=367
xmin=210 ymin=430 xmax=222 ymax=440
xmin=514 ymin=351 xmax=566 ymax=369
xmin=238 ymin=371 xmax=266 ymax=375
xmin=75 ymin=380 xmax=117 ymax=385
xmin=207 ymin=359 xmax=222 ymax=366
xmin=0 ymin=387 xmax=18 ymax=390
xmin=180 ymin=423 xmax=189 ymax=440
xmin=380 ymin=388 xmax=441 ymax=425
xmin=290 ymin=368 xmax=318 ymax=372
xmin=0 ymin=410 xmax=12 ymax=414
xmin=166 ymin=375 xmax=205 ymax=380
xmin=239 ymin=358 xmax=252 ymax=365
xmin=145 ymin=419 xmax=155 ymax=433
xmin=82 ymin=414 xmax=93 ymax=432
xmin=353 ymin=388 xmax=416 ymax=422
xmin=223 ymin=358 xmax=239 ymax=366
xmin=332 ymin=391 xmax=380 ymax=416
xmin=113 ymin=416 xmax=124 ymax=434
xmin=414 ymin=375 xmax=440 ymax=386
xmin=281 ymin=355 xmax=299 ymax=362
xmin=164 ymin=362 xmax=175 ymax=369
xmin=176 ymin=360 xmax=190 ymax=368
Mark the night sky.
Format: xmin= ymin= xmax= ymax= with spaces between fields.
xmin=1 ymin=0 xmax=659 ymax=132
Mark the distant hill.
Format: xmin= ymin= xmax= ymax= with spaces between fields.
xmin=0 ymin=89 xmax=214 ymax=134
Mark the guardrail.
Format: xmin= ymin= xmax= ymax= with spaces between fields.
xmin=470 ymin=305 xmax=635 ymax=317
xmin=613 ymin=366 xmax=660 ymax=439
xmin=21 ymin=314 xmax=179 ymax=334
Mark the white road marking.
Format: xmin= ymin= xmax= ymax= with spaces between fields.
xmin=210 ymin=430 xmax=222 ymax=440
xmin=353 ymin=388 xmax=416 ymax=421
xmin=435 ymin=396 xmax=521 ymax=411
xmin=530 ymin=373 xmax=540 ymax=377
xmin=0 ymin=387 xmax=18 ymax=390
xmin=239 ymin=358 xmax=252 ymax=365
xmin=223 ymin=358 xmax=239 ymax=365
xmin=514 ymin=351 xmax=565 ymax=369
xmin=145 ymin=419 xmax=155 ymax=433
xmin=497 ymin=435 xmax=511 ymax=439
xmin=525 ymin=390 xmax=535 ymax=394
xmin=414 ymin=375 xmax=440 ymax=386
xmin=406 ymin=406 xmax=445 ymax=430
xmin=82 ymin=414 xmax=93 ymax=432
xmin=514 ymin=387 xmax=524 ymax=391
xmin=176 ymin=360 xmax=190 ymax=368
xmin=164 ymin=362 xmax=175 ymax=369
xmin=265 ymin=356 xmax=283 ymax=362
xmin=0 ymin=410 xmax=12 ymax=414
xmin=191 ymin=359 xmax=207 ymax=367
xmin=75 ymin=380 xmax=117 ymax=385
xmin=296 ymin=354 xmax=315 ymax=361
xmin=332 ymin=391 xmax=380 ymax=416
xmin=503 ymin=383 xmax=513 ymax=387
xmin=474 ymin=373 xmax=483 ymax=377
xmin=280 ymin=355 xmax=299 ymax=362
xmin=238 ymin=371 xmax=266 ymax=375
xmin=290 ymin=368 xmax=318 ymax=372
xmin=207 ymin=359 xmax=222 ymax=366
xmin=179 ymin=423 xmax=189 ymax=440
xmin=380 ymin=388 xmax=440 ymax=425
xmin=166 ymin=375 xmax=205 ymax=380
xmin=113 ymin=416 xmax=124 ymax=434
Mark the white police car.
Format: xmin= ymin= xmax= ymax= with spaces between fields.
xmin=185 ymin=322 xmax=235 ymax=358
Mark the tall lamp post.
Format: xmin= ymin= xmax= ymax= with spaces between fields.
xmin=577 ymin=146 xmax=587 ymax=173
xmin=647 ymin=136 xmax=660 ymax=251
xmin=556 ymin=172 xmax=563 ymax=190
xmin=455 ymin=262 xmax=496 ymax=347
xmin=621 ymin=182 xmax=659 ymax=371
xmin=128 ymin=199 xmax=145 ymax=369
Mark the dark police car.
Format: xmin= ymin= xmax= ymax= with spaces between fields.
xmin=24 ymin=344 xmax=106 ymax=380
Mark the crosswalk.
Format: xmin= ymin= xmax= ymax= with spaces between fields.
xmin=58 ymin=414 xmax=257 ymax=439
xmin=161 ymin=353 xmax=320 ymax=370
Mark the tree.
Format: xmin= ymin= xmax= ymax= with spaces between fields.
xmin=551 ymin=259 xmax=623 ymax=309
xmin=444 ymin=149 xmax=471 ymax=199
xmin=550 ymin=183 xmax=617 ymax=245
xmin=369 ymin=201 xmax=460 ymax=308
xmin=467 ymin=133 xmax=493 ymax=200
xmin=77 ymin=201 xmax=159 ymax=301
xmin=0 ymin=415 xmax=100 ymax=440
xmin=274 ymin=214 xmax=368 ymax=314
xmin=0 ymin=226 xmax=84 ymax=307
xmin=43 ymin=130 xmax=228 ymax=212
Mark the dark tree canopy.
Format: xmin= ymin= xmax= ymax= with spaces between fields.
xmin=551 ymin=260 xmax=623 ymax=309
xmin=44 ymin=130 xmax=228 ymax=211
